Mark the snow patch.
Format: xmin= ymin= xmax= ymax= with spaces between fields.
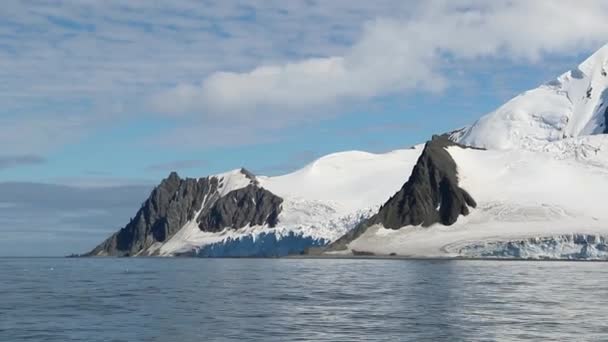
xmin=213 ymin=169 xmax=254 ymax=196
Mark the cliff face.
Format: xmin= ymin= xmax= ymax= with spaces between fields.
xmin=327 ymin=136 xmax=477 ymax=251
xmin=87 ymin=169 xmax=283 ymax=256
xmin=198 ymin=184 xmax=283 ymax=232
xmin=371 ymin=135 xmax=477 ymax=229
xmin=87 ymin=172 xmax=219 ymax=256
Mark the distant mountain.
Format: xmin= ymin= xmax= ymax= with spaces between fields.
xmin=87 ymin=147 xmax=422 ymax=257
xmin=0 ymin=182 xmax=151 ymax=257
xmin=453 ymin=44 xmax=608 ymax=149
xmin=90 ymin=44 xmax=608 ymax=259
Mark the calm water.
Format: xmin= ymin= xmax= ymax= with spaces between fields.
xmin=1 ymin=258 xmax=608 ymax=341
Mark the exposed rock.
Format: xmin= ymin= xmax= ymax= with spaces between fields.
xmin=198 ymin=184 xmax=283 ymax=232
xmin=86 ymin=172 xmax=221 ymax=256
xmin=327 ymin=135 xmax=477 ymax=252
xmin=603 ymin=106 xmax=608 ymax=134
xmin=239 ymin=167 xmax=259 ymax=185
xmin=86 ymin=168 xmax=284 ymax=257
xmin=371 ymin=135 xmax=477 ymax=228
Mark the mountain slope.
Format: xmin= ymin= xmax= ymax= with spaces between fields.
xmin=336 ymin=135 xmax=608 ymax=259
xmin=88 ymin=147 xmax=423 ymax=257
xmin=87 ymin=169 xmax=260 ymax=256
xmin=328 ymin=136 xmax=477 ymax=253
xmin=327 ymin=44 xmax=608 ymax=259
xmin=454 ymin=44 xmax=608 ymax=150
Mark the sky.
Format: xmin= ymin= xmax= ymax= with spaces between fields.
xmin=3 ymin=0 xmax=608 ymax=255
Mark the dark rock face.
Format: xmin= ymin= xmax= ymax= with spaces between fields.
xmin=327 ymin=136 xmax=477 ymax=251
xmin=603 ymin=106 xmax=608 ymax=134
xmin=86 ymin=169 xmax=283 ymax=257
xmin=371 ymin=135 xmax=477 ymax=229
xmin=86 ymin=172 xmax=221 ymax=256
xmin=198 ymin=184 xmax=283 ymax=232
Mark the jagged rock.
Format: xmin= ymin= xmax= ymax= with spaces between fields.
xmin=86 ymin=169 xmax=284 ymax=257
xmin=86 ymin=172 xmax=221 ymax=256
xmin=239 ymin=167 xmax=259 ymax=185
xmin=327 ymin=136 xmax=477 ymax=251
xmin=198 ymin=184 xmax=283 ymax=232
xmin=603 ymin=106 xmax=608 ymax=134
xmin=371 ymin=135 xmax=476 ymax=228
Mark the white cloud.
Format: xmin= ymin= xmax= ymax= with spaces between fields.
xmin=0 ymin=0 xmax=410 ymax=153
xmin=152 ymin=0 xmax=608 ymax=117
xmin=3 ymin=0 xmax=608 ymax=152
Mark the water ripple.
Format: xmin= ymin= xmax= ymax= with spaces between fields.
xmin=1 ymin=258 xmax=608 ymax=341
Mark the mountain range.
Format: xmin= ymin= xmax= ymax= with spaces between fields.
xmin=88 ymin=44 xmax=608 ymax=260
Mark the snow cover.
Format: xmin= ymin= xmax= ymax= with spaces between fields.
xmin=215 ymin=169 xmax=254 ymax=196
xmin=157 ymin=147 xmax=423 ymax=256
xmin=152 ymin=44 xmax=608 ymax=259
xmin=456 ymin=44 xmax=608 ymax=150
xmin=345 ymin=135 xmax=608 ymax=259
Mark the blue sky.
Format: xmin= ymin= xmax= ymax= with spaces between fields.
xmin=2 ymin=0 xmax=608 ymax=255
xmin=2 ymin=0 xmax=608 ymax=186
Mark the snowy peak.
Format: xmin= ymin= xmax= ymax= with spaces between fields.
xmin=455 ymin=44 xmax=608 ymax=150
xmin=87 ymin=169 xmax=261 ymax=256
xmin=214 ymin=168 xmax=259 ymax=196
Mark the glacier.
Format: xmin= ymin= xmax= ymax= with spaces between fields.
xmin=90 ymin=43 xmax=608 ymax=260
xmin=453 ymin=234 xmax=608 ymax=260
xmin=187 ymin=232 xmax=329 ymax=258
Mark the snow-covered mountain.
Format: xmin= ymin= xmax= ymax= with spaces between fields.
xmin=332 ymin=44 xmax=608 ymax=259
xmin=335 ymin=134 xmax=608 ymax=259
xmin=90 ymin=44 xmax=608 ymax=260
xmin=454 ymin=44 xmax=608 ymax=150
xmin=88 ymin=148 xmax=423 ymax=257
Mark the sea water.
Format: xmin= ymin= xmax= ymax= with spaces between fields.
xmin=1 ymin=258 xmax=608 ymax=341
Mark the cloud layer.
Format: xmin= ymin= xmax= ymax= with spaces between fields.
xmin=2 ymin=0 xmax=608 ymax=154
xmin=0 ymin=182 xmax=152 ymax=256
xmin=0 ymin=155 xmax=46 ymax=169
xmin=153 ymin=1 xmax=608 ymax=117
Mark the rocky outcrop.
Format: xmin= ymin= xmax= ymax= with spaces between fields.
xmin=603 ymin=105 xmax=608 ymax=134
xmin=327 ymin=136 xmax=477 ymax=251
xmin=198 ymin=184 xmax=282 ymax=232
xmin=371 ymin=135 xmax=477 ymax=228
xmin=86 ymin=169 xmax=283 ymax=257
xmin=86 ymin=172 xmax=222 ymax=256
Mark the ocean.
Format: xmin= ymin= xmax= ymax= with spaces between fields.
xmin=1 ymin=258 xmax=607 ymax=341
